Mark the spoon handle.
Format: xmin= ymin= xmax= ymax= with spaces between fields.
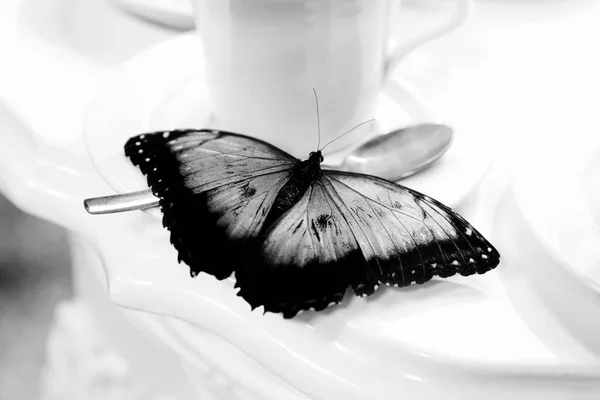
xmin=84 ymin=190 xmax=158 ymax=215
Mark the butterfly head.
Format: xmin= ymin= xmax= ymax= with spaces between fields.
xmin=308 ymin=151 xmax=324 ymax=164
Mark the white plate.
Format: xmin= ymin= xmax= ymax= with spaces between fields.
xmin=513 ymin=100 xmax=600 ymax=295
xmin=84 ymin=34 xmax=492 ymax=211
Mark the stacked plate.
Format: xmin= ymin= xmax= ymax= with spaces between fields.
xmin=109 ymin=0 xmax=195 ymax=29
xmin=512 ymin=100 xmax=600 ymax=354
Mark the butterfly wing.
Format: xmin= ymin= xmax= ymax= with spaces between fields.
xmin=125 ymin=129 xmax=298 ymax=279
xmin=125 ymin=131 xmax=500 ymax=318
xmin=235 ymin=170 xmax=500 ymax=318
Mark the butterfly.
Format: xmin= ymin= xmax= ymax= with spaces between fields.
xmin=125 ymin=129 xmax=500 ymax=318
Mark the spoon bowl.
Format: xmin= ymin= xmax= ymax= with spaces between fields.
xmin=341 ymin=123 xmax=453 ymax=181
xmin=84 ymin=123 xmax=454 ymax=214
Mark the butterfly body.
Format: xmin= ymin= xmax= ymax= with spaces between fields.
xmin=125 ymin=129 xmax=500 ymax=318
xmin=263 ymin=151 xmax=324 ymax=229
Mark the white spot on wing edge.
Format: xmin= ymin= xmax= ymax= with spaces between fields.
xmin=487 ymin=247 xmax=492 ymax=252
xmin=163 ymin=132 xmax=170 ymax=138
xmin=465 ymin=228 xmax=472 ymax=236
xmin=452 ymin=260 xmax=459 ymax=266
xmin=482 ymin=254 xmax=488 ymax=259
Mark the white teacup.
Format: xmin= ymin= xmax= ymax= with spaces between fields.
xmin=191 ymin=0 xmax=472 ymax=156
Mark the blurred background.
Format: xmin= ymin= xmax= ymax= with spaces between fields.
xmin=0 ymin=195 xmax=71 ymax=399
xmin=0 ymin=1 xmax=179 ymax=398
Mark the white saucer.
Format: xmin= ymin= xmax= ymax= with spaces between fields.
xmin=513 ymin=100 xmax=600 ymax=296
xmin=584 ymin=149 xmax=600 ymax=230
xmin=84 ymin=34 xmax=492 ymax=211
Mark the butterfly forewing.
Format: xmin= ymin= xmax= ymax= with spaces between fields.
xmin=176 ymin=135 xmax=296 ymax=193
xmin=204 ymin=170 xmax=293 ymax=239
xmin=125 ymin=129 xmax=298 ymax=279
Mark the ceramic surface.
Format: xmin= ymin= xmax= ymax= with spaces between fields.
xmin=513 ymin=101 xmax=600 ymax=297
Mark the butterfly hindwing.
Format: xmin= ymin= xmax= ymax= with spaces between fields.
xmin=125 ymin=129 xmax=298 ymax=279
xmin=235 ymin=179 xmax=375 ymax=317
xmin=235 ymin=170 xmax=500 ymax=317
xmin=324 ymin=171 xmax=500 ymax=278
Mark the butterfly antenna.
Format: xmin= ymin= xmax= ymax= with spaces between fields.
xmin=320 ymin=119 xmax=376 ymax=152
xmin=313 ymin=88 xmax=321 ymax=150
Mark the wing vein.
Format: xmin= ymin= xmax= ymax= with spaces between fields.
xmin=328 ymin=176 xmax=426 ymax=223
xmin=410 ymin=200 xmax=450 ymax=279
xmin=181 ymin=158 xmax=293 ymax=179
xmin=322 ymin=177 xmax=382 ymax=281
xmin=416 ymin=200 xmax=465 ymax=264
xmin=171 ymin=135 xmax=294 ymax=160
xmin=331 ymin=176 xmax=429 ymax=273
xmin=187 ymin=166 xmax=293 ymax=192
xmin=328 ymin=175 xmax=427 ymax=271
xmin=180 ymin=150 xmax=295 ymax=164
xmin=363 ymin=197 xmax=405 ymax=283
xmin=422 ymin=201 xmax=479 ymax=260
xmin=306 ymin=186 xmax=317 ymax=259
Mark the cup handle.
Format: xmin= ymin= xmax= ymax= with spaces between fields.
xmin=383 ymin=0 xmax=473 ymax=82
